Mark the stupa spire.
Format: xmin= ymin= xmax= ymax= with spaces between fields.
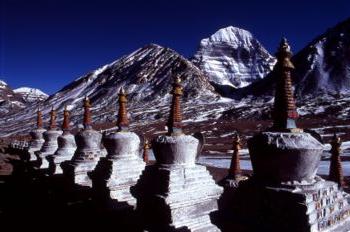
xmin=329 ymin=133 xmax=346 ymax=188
xmin=62 ymin=105 xmax=70 ymax=131
xmin=37 ymin=106 xmax=43 ymax=129
xmin=117 ymin=87 xmax=129 ymax=131
xmin=228 ymin=134 xmax=242 ymax=179
xmin=272 ymin=38 xmax=299 ymax=131
xmin=83 ymin=96 xmax=92 ymax=129
xmin=143 ymin=139 xmax=150 ymax=164
xmin=49 ymin=106 xmax=57 ymax=130
xmin=167 ymin=75 xmax=183 ymax=136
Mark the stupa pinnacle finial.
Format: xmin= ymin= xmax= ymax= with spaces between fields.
xmin=83 ymin=96 xmax=92 ymax=129
xmin=272 ymin=37 xmax=299 ymax=131
xmin=143 ymin=138 xmax=150 ymax=163
xmin=37 ymin=106 xmax=43 ymax=129
xmin=167 ymin=74 xmax=183 ymax=136
xmin=228 ymin=134 xmax=242 ymax=179
xmin=329 ymin=133 xmax=346 ymax=188
xmin=49 ymin=106 xmax=57 ymax=129
xmin=117 ymin=87 xmax=129 ymax=131
xmin=62 ymin=105 xmax=70 ymax=131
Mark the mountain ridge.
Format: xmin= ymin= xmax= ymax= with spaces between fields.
xmin=0 ymin=43 xmax=224 ymax=136
xmin=2 ymin=18 xmax=350 ymax=137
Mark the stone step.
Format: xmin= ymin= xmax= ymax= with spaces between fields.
xmin=168 ymin=181 xmax=219 ymax=193
xmin=108 ymin=166 xmax=144 ymax=178
xmin=166 ymin=188 xmax=222 ymax=208
xmin=110 ymin=163 xmax=145 ymax=173
xmin=167 ymin=170 xmax=215 ymax=184
xmin=106 ymin=176 xmax=141 ymax=187
xmin=166 ymin=192 xmax=222 ymax=206
xmin=168 ymin=177 xmax=217 ymax=190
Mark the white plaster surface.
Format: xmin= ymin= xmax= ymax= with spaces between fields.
xmin=135 ymin=134 xmax=223 ymax=231
xmin=28 ymin=128 xmax=46 ymax=161
xmin=50 ymin=132 xmax=77 ymax=174
xmin=94 ymin=131 xmax=145 ymax=206
xmin=35 ymin=129 xmax=62 ymax=168
xmin=66 ymin=129 xmax=103 ymax=187
xmin=262 ymin=132 xmax=324 ymax=150
xmin=137 ymin=164 xmax=223 ymax=231
xmin=104 ymin=132 xmax=140 ymax=159
xmin=153 ymin=134 xmax=199 ymax=166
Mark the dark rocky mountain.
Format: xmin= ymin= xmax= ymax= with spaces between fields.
xmin=293 ymin=17 xmax=350 ymax=96
xmin=0 ymin=80 xmax=48 ymax=116
xmin=233 ymin=17 xmax=350 ymax=99
xmin=0 ymin=80 xmax=26 ymax=115
xmin=46 ymin=43 xmax=217 ymax=109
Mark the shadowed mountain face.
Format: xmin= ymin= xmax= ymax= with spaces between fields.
xmin=0 ymin=81 xmax=26 ymax=115
xmin=47 ymin=43 xmax=216 ymax=109
xmin=293 ymin=18 xmax=350 ymax=96
xmin=233 ymin=18 xmax=350 ymax=99
xmin=0 ymin=80 xmax=48 ymax=116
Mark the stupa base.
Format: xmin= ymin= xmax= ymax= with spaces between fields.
xmin=91 ymin=156 xmax=145 ymax=208
xmin=221 ymin=177 xmax=350 ymax=232
xmin=28 ymin=150 xmax=37 ymax=162
xmin=62 ymin=160 xmax=99 ymax=187
xmin=132 ymin=164 xmax=223 ymax=232
xmin=35 ymin=150 xmax=57 ymax=169
xmin=28 ymin=147 xmax=41 ymax=161
xmin=47 ymin=148 xmax=75 ymax=175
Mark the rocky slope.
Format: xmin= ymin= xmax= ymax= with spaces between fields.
xmin=225 ymin=17 xmax=350 ymax=124
xmin=0 ymin=44 xmax=225 ymax=136
xmin=46 ymin=43 xmax=217 ymax=109
xmin=0 ymin=80 xmax=26 ymax=115
xmin=234 ymin=17 xmax=350 ymax=98
xmin=293 ymin=17 xmax=350 ymax=96
xmin=192 ymin=26 xmax=276 ymax=92
xmin=2 ymin=19 xmax=350 ymax=138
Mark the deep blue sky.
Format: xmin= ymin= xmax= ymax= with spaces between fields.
xmin=1 ymin=0 xmax=349 ymax=94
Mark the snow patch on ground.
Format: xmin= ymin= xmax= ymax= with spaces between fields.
xmin=14 ymin=87 xmax=48 ymax=96
xmin=196 ymin=142 xmax=350 ymax=176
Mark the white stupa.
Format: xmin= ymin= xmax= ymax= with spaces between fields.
xmin=47 ymin=106 xmax=76 ymax=175
xmin=132 ymin=76 xmax=223 ymax=231
xmin=91 ymin=87 xmax=145 ymax=208
xmin=26 ymin=107 xmax=46 ymax=161
xmin=62 ymin=96 xmax=103 ymax=187
xmin=35 ymin=107 xmax=62 ymax=169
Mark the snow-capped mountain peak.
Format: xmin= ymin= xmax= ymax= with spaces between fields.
xmin=0 ymin=80 xmax=26 ymax=115
xmin=202 ymin=26 xmax=254 ymax=48
xmin=0 ymin=80 xmax=8 ymax=89
xmin=13 ymin=87 xmax=48 ymax=103
xmin=192 ymin=26 xmax=276 ymax=90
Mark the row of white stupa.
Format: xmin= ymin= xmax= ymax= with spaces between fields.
xmin=18 ymin=38 xmax=350 ymax=232
xmin=25 ymin=79 xmax=223 ymax=231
